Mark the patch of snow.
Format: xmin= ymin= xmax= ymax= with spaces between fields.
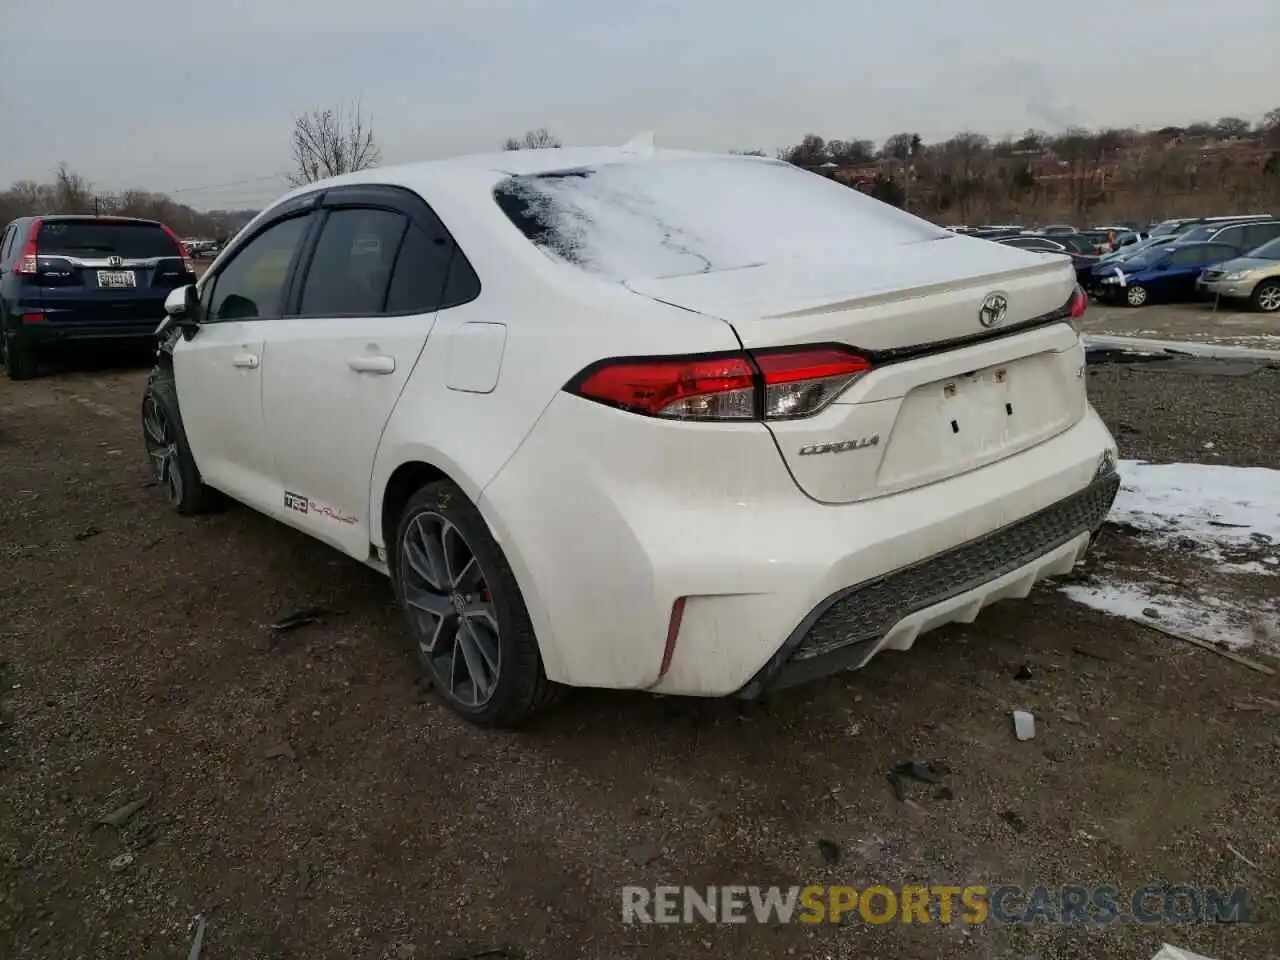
xmin=1113 ymin=459 xmax=1280 ymax=570
xmin=1062 ymin=582 xmax=1276 ymax=651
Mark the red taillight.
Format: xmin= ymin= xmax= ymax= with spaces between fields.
xmin=1069 ymin=286 xmax=1087 ymax=331
xmin=15 ymin=218 xmax=41 ymax=275
xmin=566 ymin=346 xmax=872 ymax=421
xmin=571 ymin=353 xmax=757 ymax=420
xmin=160 ymin=223 xmax=195 ymax=274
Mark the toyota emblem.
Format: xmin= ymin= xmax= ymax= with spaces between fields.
xmin=979 ymin=292 xmax=1009 ymax=328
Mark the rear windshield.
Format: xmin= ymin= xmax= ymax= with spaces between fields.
xmin=493 ymin=158 xmax=949 ymax=281
xmin=36 ymin=220 xmax=179 ymax=258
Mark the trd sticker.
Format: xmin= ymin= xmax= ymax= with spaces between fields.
xmin=284 ymin=491 xmax=309 ymax=514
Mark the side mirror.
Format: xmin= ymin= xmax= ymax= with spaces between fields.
xmin=162 ymin=284 xmax=203 ymax=340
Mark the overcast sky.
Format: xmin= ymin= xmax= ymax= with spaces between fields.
xmin=1 ymin=0 xmax=1277 ymax=209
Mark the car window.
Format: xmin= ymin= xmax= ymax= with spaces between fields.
xmin=495 ymin=158 xmax=947 ymax=281
xmin=1213 ymin=226 xmax=1243 ymax=246
xmin=0 ymin=225 xmax=13 ymax=262
xmin=1203 ymin=244 xmax=1237 ymax=263
xmin=35 ymin=220 xmax=181 ymax=259
xmin=297 ymin=208 xmax=407 ymax=316
xmin=1167 ymin=247 xmax=1206 ymax=266
xmin=208 ymin=215 xmax=311 ymax=321
xmin=1249 ymin=237 xmax=1280 ymax=259
xmin=1242 ymin=222 xmax=1280 ymax=248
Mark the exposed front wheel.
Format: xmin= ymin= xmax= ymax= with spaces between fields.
xmin=392 ymin=480 xmax=559 ymax=727
xmin=1252 ymin=281 xmax=1280 ymax=313
xmin=1124 ymin=284 xmax=1148 ymax=307
xmin=141 ymin=368 xmax=216 ymax=515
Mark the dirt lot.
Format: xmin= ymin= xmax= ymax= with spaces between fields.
xmin=1 ymin=349 xmax=1278 ymax=960
xmin=1083 ymin=301 xmax=1280 ymax=351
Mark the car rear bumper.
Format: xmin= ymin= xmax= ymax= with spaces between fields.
xmin=9 ymin=318 xmax=160 ymax=345
xmin=738 ymin=468 xmax=1117 ymax=697
xmin=480 ymin=392 xmax=1119 ymax=697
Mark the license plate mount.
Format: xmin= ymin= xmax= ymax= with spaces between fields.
xmin=941 ymin=367 xmax=1013 ymax=448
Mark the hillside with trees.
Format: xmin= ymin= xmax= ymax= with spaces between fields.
xmin=4 ymin=108 xmax=1279 ymax=235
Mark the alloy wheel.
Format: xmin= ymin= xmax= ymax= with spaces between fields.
xmin=1257 ymin=284 xmax=1280 ymax=313
xmin=400 ymin=511 xmax=501 ymax=708
xmin=1125 ymin=285 xmax=1147 ymax=307
xmin=142 ymin=396 xmax=184 ymax=507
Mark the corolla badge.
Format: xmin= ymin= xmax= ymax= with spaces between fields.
xmin=798 ymin=435 xmax=880 ymax=456
xmin=978 ymin=291 xmax=1009 ymax=328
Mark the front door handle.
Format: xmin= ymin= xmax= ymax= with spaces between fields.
xmin=231 ymin=353 xmax=259 ymax=369
xmin=348 ymin=355 xmax=395 ymax=374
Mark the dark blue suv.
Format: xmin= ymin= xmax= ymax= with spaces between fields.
xmin=0 ymin=215 xmax=196 ymax=379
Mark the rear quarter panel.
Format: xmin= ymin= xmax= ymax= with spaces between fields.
xmin=367 ymin=170 xmax=742 ymax=546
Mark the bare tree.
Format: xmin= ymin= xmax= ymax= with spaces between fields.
xmin=502 ymin=128 xmax=562 ymax=151
xmin=288 ymin=100 xmax=381 ymax=186
xmin=54 ymin=163 xmax=94 ymax=213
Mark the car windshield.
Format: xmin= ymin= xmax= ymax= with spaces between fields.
xmin=35 ymin=220 xmax=179 ymax=258
xmin=1248 ymin=237 xmax=1280 ymax=259
xmin=1148 ymin=221 xmax=1182 ymax=237
xmin=493 ymin=157 xmax=949 ymax=280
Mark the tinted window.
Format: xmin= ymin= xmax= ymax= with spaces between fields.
xmin=0 ymin=225 xmax=14 ymax=262
xmin=1242 ymin=222 xmax=1280 ymax=249
xmin=1203 ymin=244 xmax=1237 ymax=263
xmin=35 ymin=220 xmax=180 ymax=258
xmin=1250 ymin=237 xmax=1280 ymax=259
xmin=298 ymin=208 xmax=407 ymax=316
xmin=1213 ymin=226 xmax=1244 ymax=246
xmin=384 ymin=223 xmax=448 ymax=313
xmin=1167 ymin=247 xmax=1205 ymax=266
xmin=209 ymin=215 xmax=310 ymax=321
xmin=1057 ymin=236 xmax=1096 ymax=253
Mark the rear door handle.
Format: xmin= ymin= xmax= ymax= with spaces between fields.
xmin=348 ymin=355 xmax=395 ymax=374
xmin=231 ymin=353 xmax=259 ymax=369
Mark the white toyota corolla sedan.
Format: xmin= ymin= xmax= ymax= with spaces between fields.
xmin=142 ymin=146 xmax=1118 ymax=726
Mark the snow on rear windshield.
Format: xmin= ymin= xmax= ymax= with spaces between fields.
xmin=493 ymin=158 xmax=948 ymax=281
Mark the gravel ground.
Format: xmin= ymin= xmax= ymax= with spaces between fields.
xmin=1 ymin=353 xmax=1277 ymax=960
xmin=1087 ymin=358 xmax=1280 ymax=468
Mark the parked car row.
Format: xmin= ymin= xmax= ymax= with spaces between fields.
xmin=1085 ymin=216 xmax=1280 ymax=310
xmin=961 ymin=213 xmax=1280 ymax=311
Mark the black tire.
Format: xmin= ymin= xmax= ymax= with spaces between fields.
xmin=1 ymin=330 xmax=37 ymax=381
xmin=141 ymin=366 xmax=216 ymax=515
xmin=1251 ymin=280 xmax=1280 ymax=314
xmin=392 ymin=480 xmax=560 ymax=727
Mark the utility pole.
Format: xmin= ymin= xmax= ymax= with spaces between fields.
xmin=94 ymin=196 xmax=101 ymax=215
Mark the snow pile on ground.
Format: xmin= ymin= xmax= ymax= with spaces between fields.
xmin=1109 ymin=460 xmax=1280 ymax=571
xmin=1063 ymin=460 xmax=1280 ymax=652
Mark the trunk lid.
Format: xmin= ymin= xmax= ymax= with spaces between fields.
xmin=627 ymin=240 xmax=1086 ymax=504
xmin=623 ymin=235 xmax=1075 ymax=352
